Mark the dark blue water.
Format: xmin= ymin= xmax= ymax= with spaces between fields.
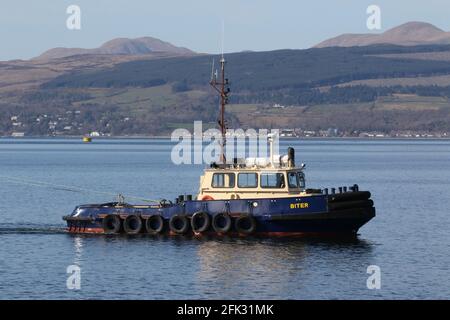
xmin=0 ymin=138 xmax=449 ymax=299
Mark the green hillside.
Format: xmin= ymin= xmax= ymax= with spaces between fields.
xmin=44 ymin=45 xmax=450 ymax=91
xmin=3 ymin=44 xmax=450 ymax=136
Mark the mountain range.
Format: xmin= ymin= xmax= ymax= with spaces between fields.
xmin=315 ymin=21 xmax=450 ymax=48
xmin=2 ymin=21 xmax=450 ymax=137
xmin=34 ymin=37 xmax=195 ymax=60
xmin=29 ymin=21 xmax=450 ymax=60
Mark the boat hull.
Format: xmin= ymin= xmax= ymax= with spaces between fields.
xmin=63 ymin=191 xmax=375 ymax=237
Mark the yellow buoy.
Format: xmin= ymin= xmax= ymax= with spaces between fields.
xmin=82 ymin=136 xmax=92 ymax=143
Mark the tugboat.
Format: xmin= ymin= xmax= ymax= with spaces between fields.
xmin=63 ymin=56 xmax=375 ymax=237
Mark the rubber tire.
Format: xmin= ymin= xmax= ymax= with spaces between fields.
xmin=145 ymin=215 xmax=164 ymax=235
xmin=212 ymin=213 xmax=232 ymax=233
xmin=235 ymin=215 xmax=256 ymax=234
xmin=102 ymin=214 xmax=121 ymax=234
xmin=169 ymin=214 xmax=189 ymax=234
xmin=123 ymin=215 xmax=142 ymax=234
xmin=191 ymin=211 xmax=211 ymax=233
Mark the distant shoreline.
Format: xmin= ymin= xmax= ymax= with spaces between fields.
xmin=1 ymin=135 xmax=450 ymax=140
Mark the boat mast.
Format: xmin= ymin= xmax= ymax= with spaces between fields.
xmin=210 ymin=56 xmax=230 ymax=163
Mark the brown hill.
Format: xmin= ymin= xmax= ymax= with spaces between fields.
xmin=34 ymin=36 xmax=195 ymax=60
xmin=315 ymin=21 xmax=450 ymax=48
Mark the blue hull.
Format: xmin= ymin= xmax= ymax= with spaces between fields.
xmin=63 ymin=191 xmax=375 ymax=237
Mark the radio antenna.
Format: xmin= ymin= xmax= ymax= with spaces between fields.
xmin=210 ymin=20 xmax=230 ymax=164
xmin=210 ymin=58 xmax=215 ymax=81
xmin=221 ymin=19 xmax=225 ymax=59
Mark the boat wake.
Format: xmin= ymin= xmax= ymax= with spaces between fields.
xmin=0 ymin=223 xmax=67 ymax=235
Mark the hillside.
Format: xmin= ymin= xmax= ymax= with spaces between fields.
xmin=43 ymin=44 xmax=450 ymax=90
xmin=2 ymin=37 xmax=450 ymax=136
xmin=315 ymin=22 xmax=450 ymax=48
xmin=34 ymin=37 xmax=195 ymax=60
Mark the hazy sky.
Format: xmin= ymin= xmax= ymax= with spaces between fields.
xmin=1 ymin=0 xmax=450 ymax=60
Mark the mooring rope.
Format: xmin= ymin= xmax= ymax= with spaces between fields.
xmin=0 ymin=174 xmax=161 ymax=203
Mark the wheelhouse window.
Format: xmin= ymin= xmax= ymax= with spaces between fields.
xmin=297 ymin=172 xmax=306 ymax=189
xmin=238 ymin=173 xmax=258 ymax=188
xmin=261 ymin=173 xmax=285 ymax=188
xmin=212 ymin=173 xmax=235 ymax=188
xmin=288 ymin=171 xmax=306 ymax=189
xmin=288 ymin=172 xmax=298 ymax=188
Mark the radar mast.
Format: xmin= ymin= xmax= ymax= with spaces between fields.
xmin=209 ymin=55 xmax=230 ymax=164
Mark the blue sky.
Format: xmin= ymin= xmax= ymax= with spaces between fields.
xmin=1 ymin=0 xmax=450 ymax=60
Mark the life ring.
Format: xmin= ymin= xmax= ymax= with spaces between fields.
xmin=201 ymin=195 xmax=214 ymax=201
xmin=102 ymin=214 xmax=121 ymax=234
xmin=145 ymin=215 xmax=164 ymax=235
xmin=191 ymin=211 xmax=211 ymax=233
xmin=169 ymin=214 xmax=189 ymax=234
xmin=235 ymin=215 xmax=256 ymax=234
xmin=212 ymin=212 xmax=232 ymax=233
xmin=123 ymin=215 xmax=143 ymax=234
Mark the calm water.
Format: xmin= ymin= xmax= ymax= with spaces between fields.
xmin=0 ymin=138 xmax=449 ymax=299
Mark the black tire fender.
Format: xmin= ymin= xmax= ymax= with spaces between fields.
xmin=212 ymin=212 xmax=232 ymax=233
xmin=102 ymin=214 xmax=121 ymax=234
xmin=123 ymin=214 xmax=143 ymax=234
xmin=145 ymin=215 xmax=164 ymax=235
xmin=191 ymin=211 xmax=211 ymax=233
xmin=169 ymin=214 xmax=189 ymax=234
xmin=235 ymin=215 xmax=256 ymax=234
